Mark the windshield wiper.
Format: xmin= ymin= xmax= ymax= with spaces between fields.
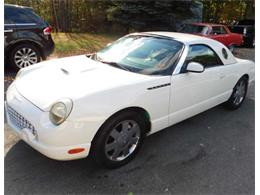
xmin=99 ymin=60 xmax=130 ymax=71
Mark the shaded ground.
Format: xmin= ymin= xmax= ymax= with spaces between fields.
xmin=4 ymin=48 xmax=255 ymax=194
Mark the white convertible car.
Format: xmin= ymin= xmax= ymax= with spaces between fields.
xmin=6 ymin=32 xmax=254 ymax=168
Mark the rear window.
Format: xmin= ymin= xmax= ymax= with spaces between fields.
xmin=179 ymin=24 xmax=209 ymax=35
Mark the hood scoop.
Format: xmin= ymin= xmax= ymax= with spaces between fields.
xmin=60 ymin=68 xmax=69 ymax=75
xmin=60 ymin=67 xmax=98 ymax=75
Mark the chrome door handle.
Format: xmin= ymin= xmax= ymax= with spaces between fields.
xmin=4 ymin=29 xmax=13 ymax=33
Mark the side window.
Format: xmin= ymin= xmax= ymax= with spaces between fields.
xmin=5 ymin=7 xmax=37 ymax=24
xmin=220 ymin=26 xmax=227 ymax=34
xmin=185 ymin=45 xmax=223 ymax=68
xmin=4 ymin=15 xmax=12 ymax=24
xmin=211 ymin=26 xmax=221 ymax=35
xmin=4 ymin=7 xmax=14 ymax=24
xmin=222 ymin=48 xmax=228 ymax=59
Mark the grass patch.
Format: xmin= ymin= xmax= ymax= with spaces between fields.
xmin=51 ymin=33 xmax=120 ymax=57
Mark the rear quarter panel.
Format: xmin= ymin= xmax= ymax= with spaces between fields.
xmin=230 ymin=33 xmax=243 ymax=46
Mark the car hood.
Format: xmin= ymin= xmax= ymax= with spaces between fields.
xmin=15 ymin=55 xmax=154 ymax=111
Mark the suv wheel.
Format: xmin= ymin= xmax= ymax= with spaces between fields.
xmin=91 ymin=111 xmax=146 ymax=168
xmin=9 ymin=44 xmax=41 ymax=69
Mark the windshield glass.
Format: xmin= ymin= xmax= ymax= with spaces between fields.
xmin=95 ymin=35 xmax=184 ymax=75
xmin=179 ymin=24 xmax=209 ymax=35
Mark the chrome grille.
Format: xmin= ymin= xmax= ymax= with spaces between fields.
xmin=7 ymin=105 xmax=36 ymax=136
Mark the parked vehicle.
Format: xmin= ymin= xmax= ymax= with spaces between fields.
xmin=4 ymin=4 xmax=54 ymax=69
xmin=179 ymin=23 xmax=243 ymax=52
xmin=228 ymin=19 xmax=255 ymax=47
xmin=6 ymin=32 xmax=255 ymax=168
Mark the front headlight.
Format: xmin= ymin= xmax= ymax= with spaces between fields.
xmin=49 ymin=99 xmax=73 ymax=125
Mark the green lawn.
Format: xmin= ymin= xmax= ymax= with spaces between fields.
xmin=51 ymin=33 xmax=120 ymax=57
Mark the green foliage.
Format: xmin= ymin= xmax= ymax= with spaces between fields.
xmin=202 ymin=0 xmax=254 ymax=24
xmin=4 ymin=0 xmax=254 ymax=33
xmin=108 ymin=0 xmax=199 ymax=31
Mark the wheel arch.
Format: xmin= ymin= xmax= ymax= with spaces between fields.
xmin=6 ymin=40 xmax=44 ymax=60
xmin=91 ymin=106 xmax=151 ymax=143
xmin=241 ymin=74 xmax=249 ymax=82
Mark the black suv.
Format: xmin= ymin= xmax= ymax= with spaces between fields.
xmin=228 ymin=19 xmax=255 ymax=48
xmin=4 ymin=4 xmax=55 ymax=69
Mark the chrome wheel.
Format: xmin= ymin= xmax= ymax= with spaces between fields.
xmin=233 ymin=80 xmax=246 ymax=105
xmin=14 ymin=47 xmax=38 ymax=68
xmin=105 ymin=120 xmax=141 ymax=161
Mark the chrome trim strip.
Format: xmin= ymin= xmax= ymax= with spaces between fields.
xmin=5 ymin=23 xmax=37 ymax=26
xmin=147 ymin=83 xmax=171 ymax=90
xmin=173 ymin=43 xmax=189 ymax=75
xmin=4 ymin=29 xmax=13 ymax=33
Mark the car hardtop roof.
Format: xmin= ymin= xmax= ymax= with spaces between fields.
xmin=5 ymin=3 xmax=33 ymax=10
xmin=130 ymin=31 xmax=237 ymax=65
xmin=131 ymin=31 xmax=214 ymax=44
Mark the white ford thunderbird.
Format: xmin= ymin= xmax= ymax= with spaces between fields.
xmin=6 ymin=32 xmax=255 ymax=168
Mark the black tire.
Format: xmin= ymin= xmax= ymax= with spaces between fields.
xmin=228 ymin=44 xmax=237 ymax=54
xmin=90 ymin=111 xmax=147 ymax=168
xmin=251 ymin=38 xmax=255 ymax=48
xmin=9 ymin=43 xmax=41 ymax=70
xmin=225 ymin=76 xmax=248 ymax=110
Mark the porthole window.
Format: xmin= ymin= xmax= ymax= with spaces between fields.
xmin=222 ymin=48 xmax=228 ymax=59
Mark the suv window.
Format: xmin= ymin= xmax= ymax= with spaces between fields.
xmin=4 ymin=6 xmax=44 ymax=25
xmin=211 ymin=26 xmax=226 ymax=35
xmin=185 ymin=45 xmax=223 ymax=68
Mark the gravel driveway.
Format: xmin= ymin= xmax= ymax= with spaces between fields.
xmin=4 ymin=48 xmax=255 ymax=194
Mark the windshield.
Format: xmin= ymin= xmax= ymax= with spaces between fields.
xmin=179 ymin=24 xmax=209 ymax=35
xmin=95 ymin=35 xmax=184 ymax=75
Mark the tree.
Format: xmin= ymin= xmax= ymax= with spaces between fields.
xmin=108 ymin=0 xmax=203 ymax=32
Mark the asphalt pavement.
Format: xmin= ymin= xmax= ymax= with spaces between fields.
xmin=4 ymin=48 xmax=255 ymax=195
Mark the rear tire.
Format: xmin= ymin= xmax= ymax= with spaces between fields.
xmin=9 ymin=43 xmax=41 ymax=70
xmin=90 ymin=111 xmax=147 ymax=168
xmin=225 ymin=77 xmax=248 ymax=110
xmin=251 ymin=38 xmax=255 ymax=48
xmin=228 ymin=44 xmax=237 ymax=54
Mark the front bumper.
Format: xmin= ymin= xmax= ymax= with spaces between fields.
xmin=5 ymin=83 xmax=91 ymax=161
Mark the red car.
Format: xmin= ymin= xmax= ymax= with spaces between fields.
xmin=179 ymin=23 xmax=243 ymax=51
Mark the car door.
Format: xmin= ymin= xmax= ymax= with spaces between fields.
xmin=4 ymin=6 xmax=17 ymax=50
xmin=169 ymin=44 xmax=228 ymax=125
xmin=209 ymin=26 xmax=229 ymax=46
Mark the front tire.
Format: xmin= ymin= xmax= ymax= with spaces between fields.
xmin=9 ymin=44 xmax=41 ymax=70
xmin=225 ymin=77 xmax=248 ymax=109
xmin=90 ymin=111 xmax=146 ymax=168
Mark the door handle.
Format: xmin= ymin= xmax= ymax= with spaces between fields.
xmin=4 ymin=29 xmax=13 ymax=33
